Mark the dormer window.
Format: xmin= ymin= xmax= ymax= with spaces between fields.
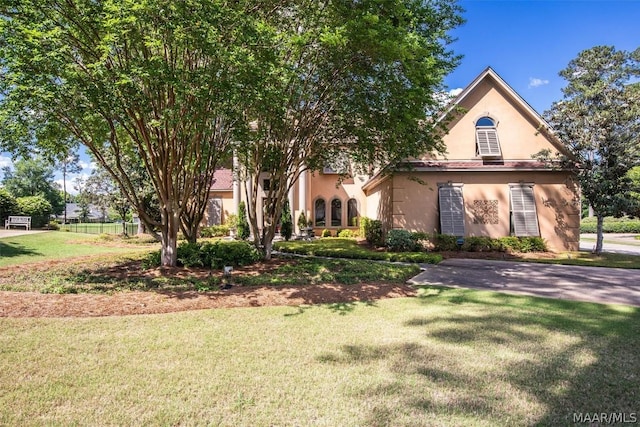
xmin=475 ymin=116 xmax=502 ymax=157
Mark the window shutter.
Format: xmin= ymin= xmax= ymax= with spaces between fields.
xmin=476 ymin=128 xmax=502 ymax=157
xmin=208 ymin=198 xmax=222 ymax=226
xmin=510 ymin=186 xmax=539 ymax=236
xmin=439 ymin=186 xmax=465 ymax=236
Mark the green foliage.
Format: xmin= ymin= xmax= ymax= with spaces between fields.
xmin=297 ymin=211 xmax=308 ymax=232
xmin=541 ymin=46 xmax=640 ymax=253
xmin=360 ymin=217 xmax=384 ymax=247
xmin=224 ymin=213 xmax=238 ymax=229
xmin=1 ymin=157 xmax=64 ymax=215
xmin=580 ymin=216 xmax=640 ymax=233
xmin=237 ymin=202 xmax=250 ymax=241
xmin=321 ymin=229 xmax=332 ymax=238
xmin=430 ymin=234 xmax=547 ymax=253
xmin=16 ymin=195 xmax=52 ymax=228
xmin=200 ymin=225 xmax=230 ymax=238
xmin=337 ymin=229 xmax=358 ymax=238
xmin=280 ymin=201 xmax=293 ymax=241
xmin=147 ymin=240 xmax=260 ymax=269
xmin=47 ymin=220 xmax=60 ymax=230
xmin=386 ymin=229 xmax=419 ymax=252
xmin=0 ymin=187 xmax=18 ymax=222
xmin=275 ymin=238 xmax=442 ymax=264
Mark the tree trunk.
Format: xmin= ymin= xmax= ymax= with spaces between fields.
xmin=594 ymin=213 xmax=604 ymax=254
xmin=160 ymin=210 xmax=180 ymax=267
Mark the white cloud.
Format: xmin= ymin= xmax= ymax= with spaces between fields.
xmin=78 ymin=160 xmax=97 ymax=171
xmin=449 ymin=88 xmax=463 ymax=97
xmin=528 ymin=77 xmax=549 ymax=88
xmin=0 ymin=155 xmax=12 ymax=169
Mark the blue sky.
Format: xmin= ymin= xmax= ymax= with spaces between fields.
xmin=445 ymin=0 xmax=640 ymax=113
xmin=2 ymin=0 xmax=639 ymax=188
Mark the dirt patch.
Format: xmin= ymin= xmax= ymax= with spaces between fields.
xmin=0 ymin=257 xmax=417 ymax=318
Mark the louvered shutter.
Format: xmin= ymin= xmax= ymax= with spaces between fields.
xmin=208 ymin=198 xmax=222 ymax=226
xmin=510 ymin=186 xmax=539 ymax=236
xmin=439 ymin=186 xmax=465 ymax=236
xmin=476 ymin=128 xmax=502 ymax=157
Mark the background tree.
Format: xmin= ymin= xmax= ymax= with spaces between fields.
xmin=628 ymin=166 xmax=640 ymax=218
xmin=280 ymin=200 xmax=293 ymax=242
xmin=0 ymin=187 xmax=18 ymax=223
xmin=0 ymin=0 xmax=265 ymax=266
xmin=85 ymin=166 xmax=132 ymax=234
xmin=55 ymin=147 xmax=82 ymax=224
xmin=1 ymin=157 xmax=64 ymax=215
xmin=238 ymin=0 xmax=463 ymax=258
xmin=541 ymin=46 xmax=640 ymax=253
xmin=16 ymin=195 xmax=52 ymax=228
xmin=236 ymin=201 xmax=250 ymax=241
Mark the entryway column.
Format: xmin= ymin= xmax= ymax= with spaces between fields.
xmin=232 ymin=152 xmax=240 ymax=213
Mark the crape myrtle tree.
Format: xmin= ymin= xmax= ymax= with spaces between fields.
xmin=0 ymin=0 xmax=267 ymax=266
xmin=540 ymin=46 xmax=640 ymax=254
xmin=238 ymin=0 xmax=463 ymax=259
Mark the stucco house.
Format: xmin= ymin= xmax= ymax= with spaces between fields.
xmin=206 ymin=67 xmax=580 ymax=251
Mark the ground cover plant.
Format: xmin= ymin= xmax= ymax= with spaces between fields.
xmin=1 ymin=289 xmax=638 ymax=426
xmin=275 ymin=238 xmax=443 ymax=264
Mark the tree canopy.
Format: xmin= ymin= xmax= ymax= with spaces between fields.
xmin=542 ymin=45 xmax=640 ymax=253
xmin=1 ymin=156 xmax=64 ymax=215
xmin=0 ymin=0 xmax=266 ymax=265
xmin=237 ymin=0 xmax=463 ymax=257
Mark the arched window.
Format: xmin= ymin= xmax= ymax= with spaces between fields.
xmin=331 ymin=198 xmax=342 ymax=227
xmin=347 ymin=198 xmax=359 ymax=227
xmin=475 ymin=116 xmax=502 ymax=157
xmin=314 ymin=198 xmax=326 ymax=227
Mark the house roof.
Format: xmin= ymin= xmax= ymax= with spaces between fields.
xmin=210 ymin=168 xmax=234 ymax=191
xmin=63 ymin=203 xmax=104 ymax=220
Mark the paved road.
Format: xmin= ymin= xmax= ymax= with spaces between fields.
xmin=580 ymin=233 xmax=640 ymax=255
xmin=410 ymin=258 xmax=640 ymax=307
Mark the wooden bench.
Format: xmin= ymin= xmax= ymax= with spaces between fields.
xmin=5 ymin=216 xmax=31 ymax=230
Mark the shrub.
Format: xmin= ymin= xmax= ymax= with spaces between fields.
xmin=338 ymin=229 xmax=358 ymax=238
xmin=386 ymin=229 xmax=419 ymax=252
xmin=200 ymin=240 xmax=261 ymax=269
xmin=47 ymin=220 xmax=60 ymax=230
xmin=431 ymin=234 xmax=459 ymax=251
xmin=280 ymin=201 xmax=293 ymax=241
xmin=321 ymin=229 xmax=332 ymax=238
xmin=461 ymin=236 xmax=500 ymax=252
xmin=580 ymin=216 xmax=640 ymax=233
xmin=16 ymin=195 xmax=52 ymax=228
xmin=147 ymin=240 xmax=261 ymax=269
xmin=360 ymin=217 xmax=384 ymax=247
xmin=0 ymin=188 xmax=18 ymax=222
xmin=200 ymin=225 xmax=230 ymax=238
xmin=237 ymin=201 xmax=250 ymax=240
xmin=297 ymin=211 xmax=308 ymax=232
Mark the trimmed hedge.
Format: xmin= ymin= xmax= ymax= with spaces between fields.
xmin=426 ymin=234 xmax=547 ymax=253
xmin=580 ymin=216 xmax=640 ymax=233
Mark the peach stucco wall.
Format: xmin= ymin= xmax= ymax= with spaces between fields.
xmin=304 ymin=171 xmax=368 ymax=233
xmin=431 ymin=77 xmax=558 ymax=161
xmin=203 ymin=191 xmax=234 ymax=226
xmin=387 ymin=171 xmax=579 ymax=252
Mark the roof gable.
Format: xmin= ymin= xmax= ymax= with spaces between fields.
xmin=438 ymin=67 xmax=567 ymax=160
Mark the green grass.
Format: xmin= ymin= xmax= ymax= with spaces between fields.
xmin=275 ymin=238 xmax=443 ymax=264
xmin=0 ymin=231 xmax=154 ymax=268
xmin=0 ymin=252 xmax=419 ymax=294
xmin=1 ymin=290 xmax=638 ymax=426
xmin=531 ymin=251 xmax=640 ymax=269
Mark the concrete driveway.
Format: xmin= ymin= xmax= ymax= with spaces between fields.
xmin=410 ymin=258 xmax=640 ymax=307
xmin=0 ymin=229 xmax=49 ymax=238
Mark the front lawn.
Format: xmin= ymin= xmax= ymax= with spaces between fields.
xmin=1 ymin=289 xmax=638 ymax=426
xmin=0 ymin=231 xmax=153 ymax=268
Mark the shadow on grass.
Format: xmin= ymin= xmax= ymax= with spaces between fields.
xmin=317 ymin=288 xmax=640 ymax=426
xmin=0 ymin=241 xmax=42 ymax=258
